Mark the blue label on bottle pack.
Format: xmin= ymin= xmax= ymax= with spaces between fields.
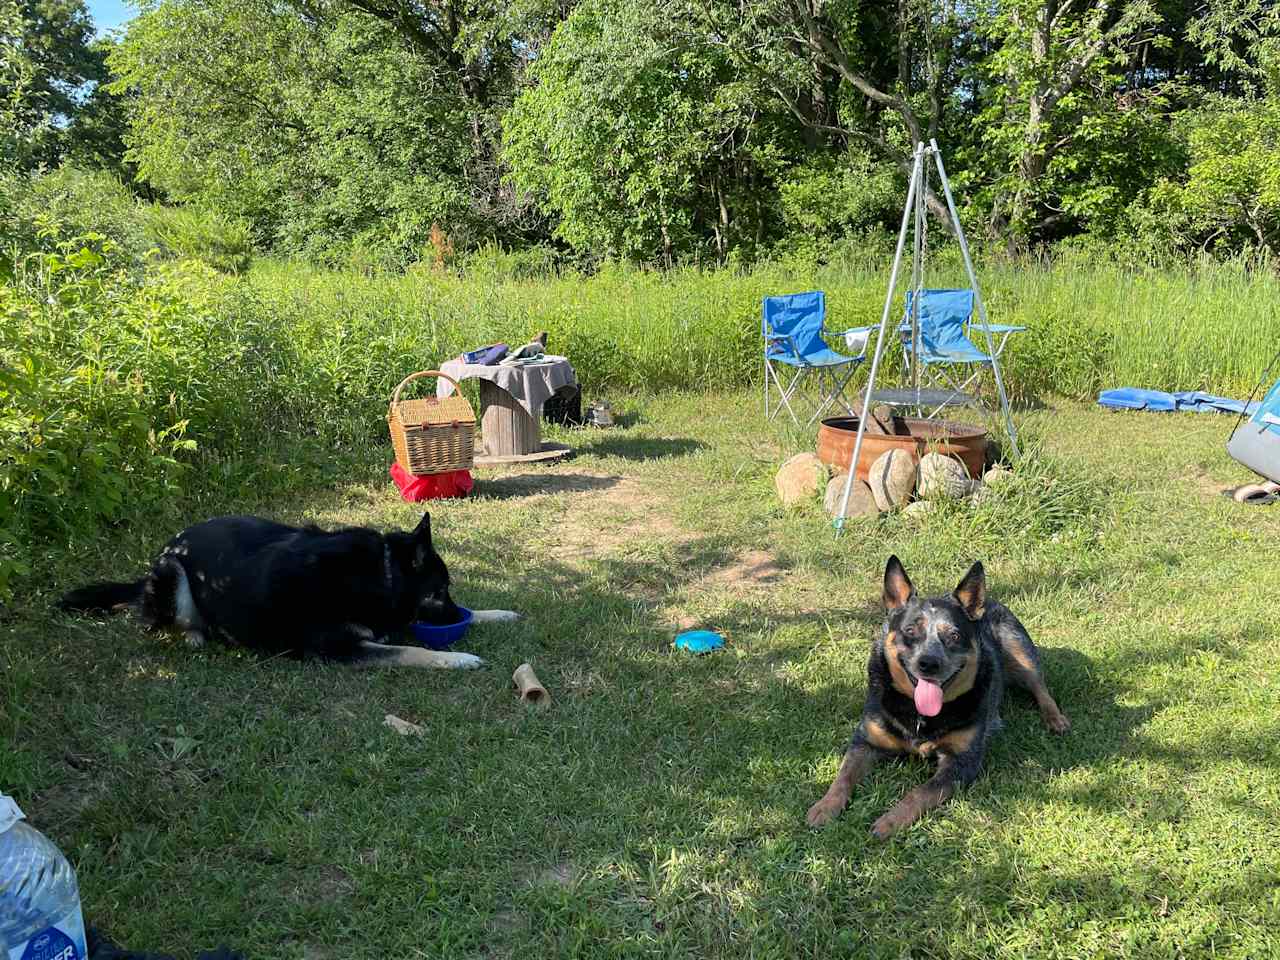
xmin=18 ymin=924 xmax=82 ymax=960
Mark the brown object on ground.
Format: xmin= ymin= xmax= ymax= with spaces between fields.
xmin=775 ymin=452 xmax=827 ymax=506
xmin=824 ymin=474 xmax=879 ymax=518
xmin=869 ymin=449 xmax=916 ymax=510
xmin=1231 ymin=482 xmax=1280 ymax=505
xmin=817 ymin=415 xmax=987 ymax=483
xmin=383 ymin=714 xmax=425 ymax=736
xmin=513 ymin=663 xmax=551 ymax=706
xmin=474 ymin=442 xmax=573 ymax=466
xmin=480 ymin=379 xmax=542 ymax=457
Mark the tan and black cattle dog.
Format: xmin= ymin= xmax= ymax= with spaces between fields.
xmin=807 ymin=556 xmax=1070 ymax=838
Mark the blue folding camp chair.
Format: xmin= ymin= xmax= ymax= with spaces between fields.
xmin=898 ymin=288 xmax=1023 ymax=415
xmin=763 ymin=291 xmax=874 ymax=425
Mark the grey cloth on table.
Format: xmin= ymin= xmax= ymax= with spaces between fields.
xmin=437 ymin=354 xmax=579 ymax=420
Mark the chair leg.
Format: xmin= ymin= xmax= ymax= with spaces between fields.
xmin=764 ymin=359 xmax=772 ymax=419
xmin=923 ymin=364 xmax=987 ymax=419
xmin=809 ymin=365 xmax=860 ymax=426
xmin=771 ymin=367 xmax=807 ymax=424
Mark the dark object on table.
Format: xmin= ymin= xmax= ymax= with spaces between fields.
xmin=543 ymin=386 xmax=583 ymax=426
xmin=461 ymin=343 xmax=508 ymax=365
xmin=89 ymin=925 xmax=245 ymax=960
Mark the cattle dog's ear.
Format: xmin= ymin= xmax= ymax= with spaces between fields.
xmin=883 ymin=555 xmax=916 ymax=611
xmin=953 ymin=561 xmax=986 ymax=620
xmin=412 ymin=512 xmax=433 ymax=570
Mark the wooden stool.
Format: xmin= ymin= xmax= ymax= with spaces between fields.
xmin=479 ymin=380 xmax=541 ymax=456
xmin=474 ymin=380 xmax=574 ymax=465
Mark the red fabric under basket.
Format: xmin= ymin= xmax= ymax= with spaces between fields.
xmin=390 ymin=462 xmax=473 ymax=501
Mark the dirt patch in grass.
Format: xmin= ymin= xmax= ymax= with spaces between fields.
xmin=542 ymin=475 xmax=689 ymax=562
xmin=1191 ymin=467 xmax=1235 ymax=501
xmin=314 ymin=865 xmax=354 ymax=903
xmin=702 ymin=549 xmax=783 ymax=589
xmin=517 ymin=861 xmax=577 ymax=890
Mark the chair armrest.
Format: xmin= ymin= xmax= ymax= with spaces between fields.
xmin=970 ymin=323 xmax=1026 ymax=333
xmin=826 ymin=326 xmax=875 ymax=356
xmin=826 ymin=325 xmax=876 ymax=337
xmin=765 ymin=332 xmax=800 ymax=356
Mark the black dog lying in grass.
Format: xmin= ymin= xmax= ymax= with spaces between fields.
xmin=59 ymin=513 xmax=517 ymax=668
xmin=808 ymin=556 xmax=1070 ymax=837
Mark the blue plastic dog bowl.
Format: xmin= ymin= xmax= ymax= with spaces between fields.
xmin=410 ymin=607 xmax=473 ymax=650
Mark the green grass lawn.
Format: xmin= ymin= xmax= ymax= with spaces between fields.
xmin=4 ymin=393 xmax=1279 ymax=959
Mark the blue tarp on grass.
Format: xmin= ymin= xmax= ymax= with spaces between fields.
xmin=1097 ymin=388 xmax=1260 ymax=415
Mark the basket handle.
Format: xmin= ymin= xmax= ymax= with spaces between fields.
xmin=390 ymin=370 xmax=463 ymax=407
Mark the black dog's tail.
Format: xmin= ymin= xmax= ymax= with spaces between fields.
xmin=59 ymin=580 xmax=145 ymax=614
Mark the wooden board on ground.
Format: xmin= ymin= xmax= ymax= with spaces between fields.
xmin=474 ymin=442 xmax=574 ymax=466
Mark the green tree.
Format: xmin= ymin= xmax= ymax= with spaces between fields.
xmin=691 ymin=0 xmax=972 ymax=225
xmin=504 ymin=0 xmax=797 ymax=262
xmin=110 ymin=0 xmax=567 ymax=262
xmin=974 ymin=0 xmax=1167 ymax=242
xmin=1126 ymin=1 xmax=1280 ymax=252
xmin=1 ymin=0 xmax=40 ymax=165
xmin=0 ymin=0 xmax=122 ymax=170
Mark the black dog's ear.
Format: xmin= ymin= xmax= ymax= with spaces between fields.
xmin=883 ymin=555 xmax=915 ymax=611
xmin=412 ymin=512 xmax=432 ymax=542
xmin=411 ymin=513 xmax=433 ymax=570
xmin=953 ymin=561 xmax=986 ymax=620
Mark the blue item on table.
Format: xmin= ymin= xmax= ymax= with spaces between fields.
xmin=462 ymin=343 xmax=509 ymax=365
xmin=410 ymin=606 xmax=474 ymax=649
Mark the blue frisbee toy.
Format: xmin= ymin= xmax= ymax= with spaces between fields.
xmin=673 ymin=629 xmax=725 ymax=654
xmin=410 ymin=606 xmax=474 ymax=650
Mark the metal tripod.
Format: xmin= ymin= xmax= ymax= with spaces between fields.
xmin=832 ymin=140 xmax=1019 ymax=535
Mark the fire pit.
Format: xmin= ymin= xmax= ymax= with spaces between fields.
xmin=817 ymin=415 xmax=989 ymax=483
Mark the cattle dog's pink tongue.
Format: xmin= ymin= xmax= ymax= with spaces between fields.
xmin=914 ymin=678 xmax=943 ymax=716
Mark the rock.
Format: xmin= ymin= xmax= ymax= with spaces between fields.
xmin=982 ymin=465 xmax=1013 ymax=488
xmin=824 ymin=473 xmax=878 ymax=518
xmin=904 ymin=500 xmax=937 ymax=520
xmin=869 ymin=449 xmax=915 ymax=511
xmin=917 ymin=452 xmax=971 ymax=500
xmin=776 ymin=452 xmax=827 ymax=506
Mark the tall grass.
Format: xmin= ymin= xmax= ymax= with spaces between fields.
xmin=4 ymin=224 xmax=1280 ymax=599
xmin=250 ymin=245 xmax=1280 ymax=409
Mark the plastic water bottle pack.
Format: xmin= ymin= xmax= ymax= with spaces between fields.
xmin=0 ymin=793 xmax=87 ymax=960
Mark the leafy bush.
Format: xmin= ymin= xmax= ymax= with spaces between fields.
xmin=0 ymin=167 xmax=253 ymax=273
xmin=778 ymin=153 xmax=898 ymax=254
xmin=455 ymin=243 xmax=565 ymax=282
xmin=0 ymin=229 xmax=275 ymax=598
xmin=142 ymin=205 xmax=254 ymax=274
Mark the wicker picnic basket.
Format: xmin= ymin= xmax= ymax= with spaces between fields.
xmin=387 ymin=370 xmax=476 ymax=475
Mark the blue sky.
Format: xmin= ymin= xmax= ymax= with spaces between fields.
xmin=87 ymin=0 xmax=135 ymax=35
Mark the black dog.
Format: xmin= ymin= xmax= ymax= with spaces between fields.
xmin=59 ymin=513 xmax=518 ymax=668
xmin=807 ymin=556 xmax=1069 ymax=837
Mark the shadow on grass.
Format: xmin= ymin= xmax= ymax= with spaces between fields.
xmin=473 ymin=473 xmax=622 ymax=500
xmin=570 ymin=436 xmax=708 ymax=461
